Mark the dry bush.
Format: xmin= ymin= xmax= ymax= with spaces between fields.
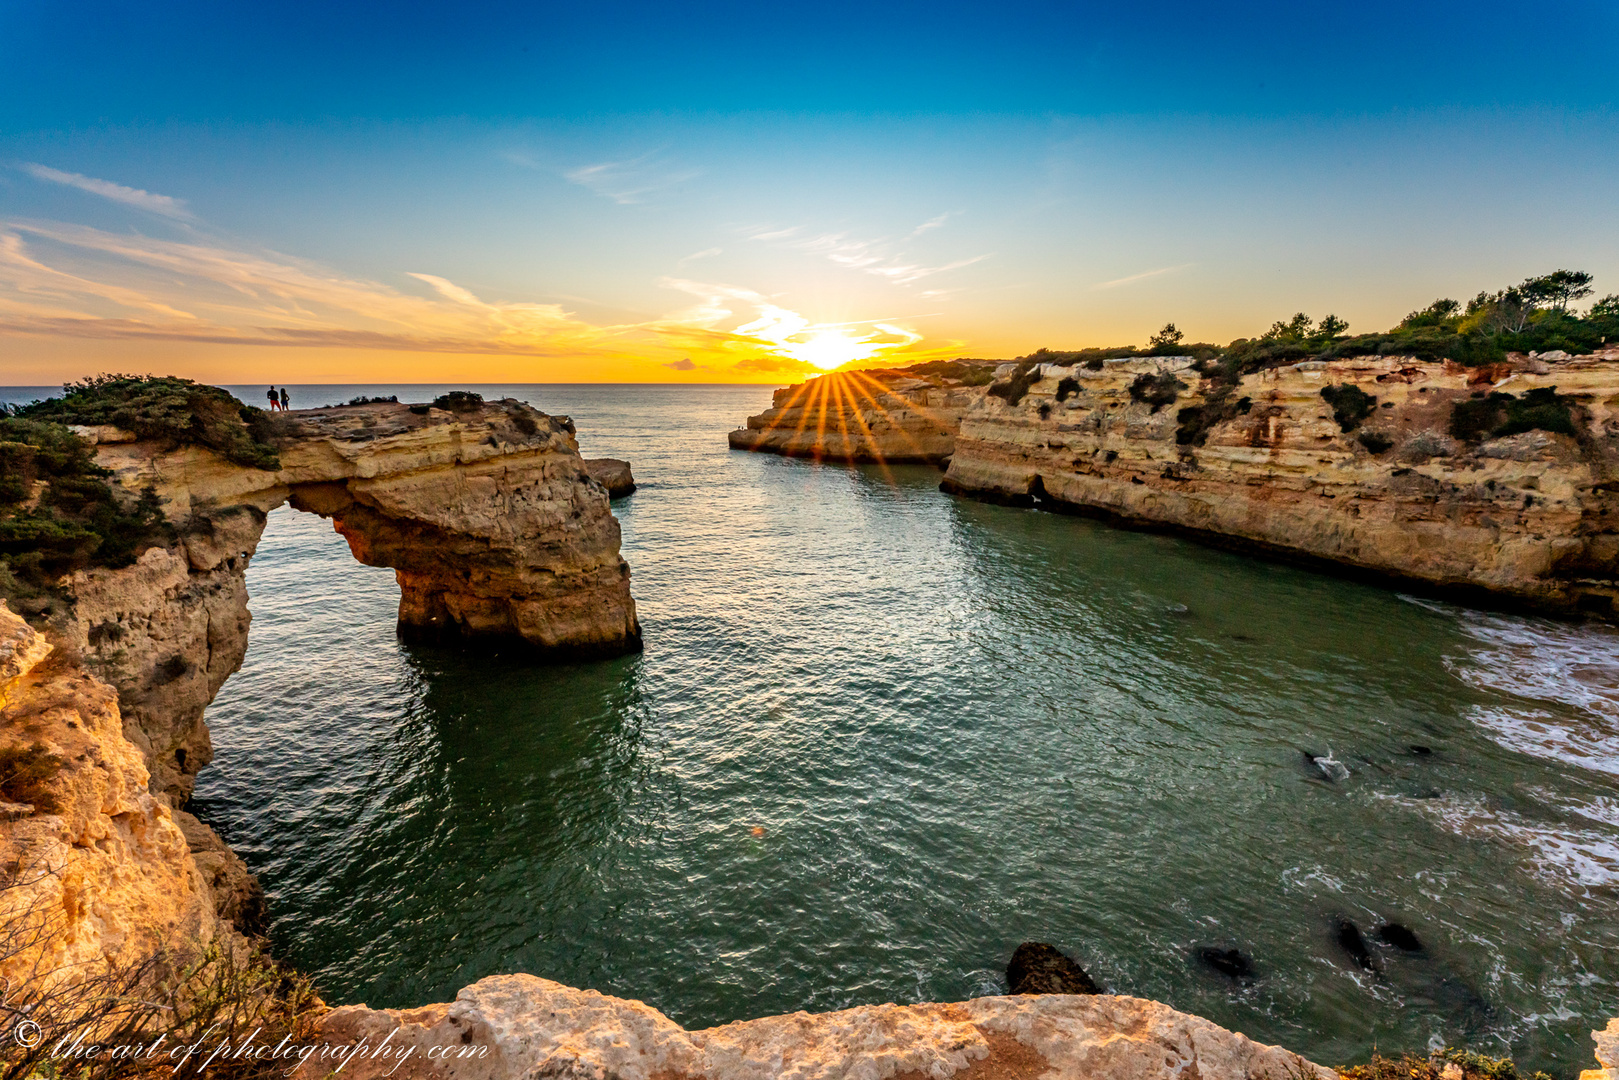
xmin=0 ymin=858 xmax=320 ymax=1080
xmin=1339 ymin=1049 xmax=1553 ymax=1080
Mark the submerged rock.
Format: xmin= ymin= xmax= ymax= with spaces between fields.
xmin=1378 ymin=922 xmax=1424 ymax=952
xmin=1334 ymin=918 xmax=1378 ymax=972
xmin=1006 ymin=941 xmax=1102 ymax=995
xmin=1196 ymin=946 xmax=1254 ymax=979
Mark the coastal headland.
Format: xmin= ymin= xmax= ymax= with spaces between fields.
xmin=732 ymin=350 xmax=1619 ymax=619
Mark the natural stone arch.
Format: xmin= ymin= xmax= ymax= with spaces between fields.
xmin=56 ymin=398 xmax=640 ymax=805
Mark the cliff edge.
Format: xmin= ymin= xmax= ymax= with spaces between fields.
xmin=942 ymin=351 xmax=1619 ymax=618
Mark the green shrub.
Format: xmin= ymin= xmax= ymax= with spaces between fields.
xmin=988 ymin=361 xmax=1042 ymax=407
xmin=432 ymin=390 xmax=485 ymax=411
xmin=1320 ymin=384 xmax=1377 ymax=431
xmin=0 ymin=417 xmax=172 ymax=593
xmin=1175 ymin=392 xmax=1250 ymax=447
xmin=1128 ymin=372 xmax=1187 ymax=413
xmin=1450 ymin=387 xmax=1576 ymax=442
xmin=16 ymin=375 xmax=280 ymax=470
xmin=1357 ymin=430 xmax=1394 ymax=454
xmin=1339 ymin=1049 xmax=1551 ymax=1080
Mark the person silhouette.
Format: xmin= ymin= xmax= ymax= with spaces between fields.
xmin=280 ymin=387 xmax=290 ymax=411
xmin=266 ymin=386 xmax=280 ymax=411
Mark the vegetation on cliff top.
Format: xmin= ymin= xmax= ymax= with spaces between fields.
xmin=0 ymin=416 xmax=172 ymax=599
xmin=13 ymin=375 xmax=281 ymax=470
xmin=997 ymin=271 xmax=1618 ymax=380
xmin=0 ymin=375 xmax=286 ymax=602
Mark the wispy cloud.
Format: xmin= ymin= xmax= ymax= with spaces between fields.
xmin=1095 ymin=263 xmax=1195 ymax=289
xmin=0 ymin=220 xmax=949 ymax=375
xmin=745 ymin=215 xmax=987 ymax=287
xmin=562 ymin=150 xmax=700 ymax=205
xmin=22 ymin=163 xmax=194 ymax=221
xmin=907 ymin=212 xmax=955 ymax=239
xmin=677 ymin=247 xmax=722 ymax=267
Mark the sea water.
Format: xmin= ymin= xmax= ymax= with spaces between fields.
xmin=8 ymin=383 xmax=1616 ymax=1072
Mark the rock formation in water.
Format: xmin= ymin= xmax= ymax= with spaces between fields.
xmin=1006 ymin=940 xmax=1102 ymax=994
xmin=940 ymin=351 xmax=1619 ymax=617
xmin=728 ymin=367 xmax=989 ymax=464
xmin=585 ymin=457 xmax=636 ymax=497
xmin=296 ymin=972 xmax=1334 ymax=1080
xmin=1 ymin=397 xmax=639 ymax=951
xmin=55 ymin=398 xmax=639 ymax=806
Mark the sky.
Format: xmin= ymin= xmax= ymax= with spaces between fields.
xmin=2 ymin=0 xmax=1617 ymax=384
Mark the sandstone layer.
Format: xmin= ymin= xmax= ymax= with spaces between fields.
xmin=728 ymin=370 xmax=982 ymax=464
xmin=298 ymin=973 xmax=1335 ymax=1080
xmin=939 ymin=352 xmax=1619 ymax=617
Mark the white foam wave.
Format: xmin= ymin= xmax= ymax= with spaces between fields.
xmin=1470 ymin=705 xmax=1619 ymax=778
xmin=1387 ymin=792 xmax=1619 ymax=890
xmin=1402 ymin=595 xmax=1619 ymax=777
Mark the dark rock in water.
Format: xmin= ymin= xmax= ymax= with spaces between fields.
xmin=1408 ymin=745 xmax=1433 ymax=756
xmin=1378 ymin=922 xmax=1423 ymax=951
xmin=1196 ymin=946 xmax=1253 ymax=979
xmin=584 ymin=457 xmax=637 ymax=498
xmin=1007 ymin=942 xmax=1101 ymax=995
xmin=1334 ymin=918 xmax=1378 ymax=971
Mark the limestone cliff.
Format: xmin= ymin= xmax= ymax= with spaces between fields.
xmin=940 ymin=351 xmax=1619 ymax=617
xmin=54 ymin=399 xmax=640 ymax=805
xmin=298 ymin=973 xmax=1335 ymax=1080
xmin=0 ymin=602 xmax=224 ymax=984
xmin=728 ymin=369 xmax=985 ymax=464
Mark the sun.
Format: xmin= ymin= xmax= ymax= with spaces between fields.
xmin=790 ymin=330 xmax=870 ymax=371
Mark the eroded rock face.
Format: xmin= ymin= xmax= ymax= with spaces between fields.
xmin=941 ymin=352 xmax=1619 ymax=617
xmin=298 ymin=973 xmax=1334 ymax=1080
xmin=52 ymin=399 xmax=639 ymax=804
xmin=0 ymin=602 xmax=222 ymax=982
xmin=728 ymin=370 xmax=980 ymax=464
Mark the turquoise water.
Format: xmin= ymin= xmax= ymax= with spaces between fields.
xmin=143 ymin=384 xmax=1619 ymax=1073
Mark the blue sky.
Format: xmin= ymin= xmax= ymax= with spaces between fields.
xmin=2 ymin=0 xmax=1616 ymax=382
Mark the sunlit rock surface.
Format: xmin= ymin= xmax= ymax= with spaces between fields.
xmin=939 ymin=351 xmax=1619 ymax=618
xmin=0 ymin=602 xmax=223 ymax=979
xmin=300 ymin=973 xmax=1336 ymax=1080
xmin=728 ymin=369 xmax=982 ymax=464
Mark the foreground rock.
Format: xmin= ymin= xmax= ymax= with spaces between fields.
xmin=1585 ymin=1018 xmax=1619 ymax=1080
xmin=936 ymin=351 xmax=1619 ymax=618
xmin=0 ymin=602 xmax=223 ymax=980
xmin=728 ymin=368 xmax=987 ymax=464
xmin=298 ymin=973 xmax=1334 ymax=1080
